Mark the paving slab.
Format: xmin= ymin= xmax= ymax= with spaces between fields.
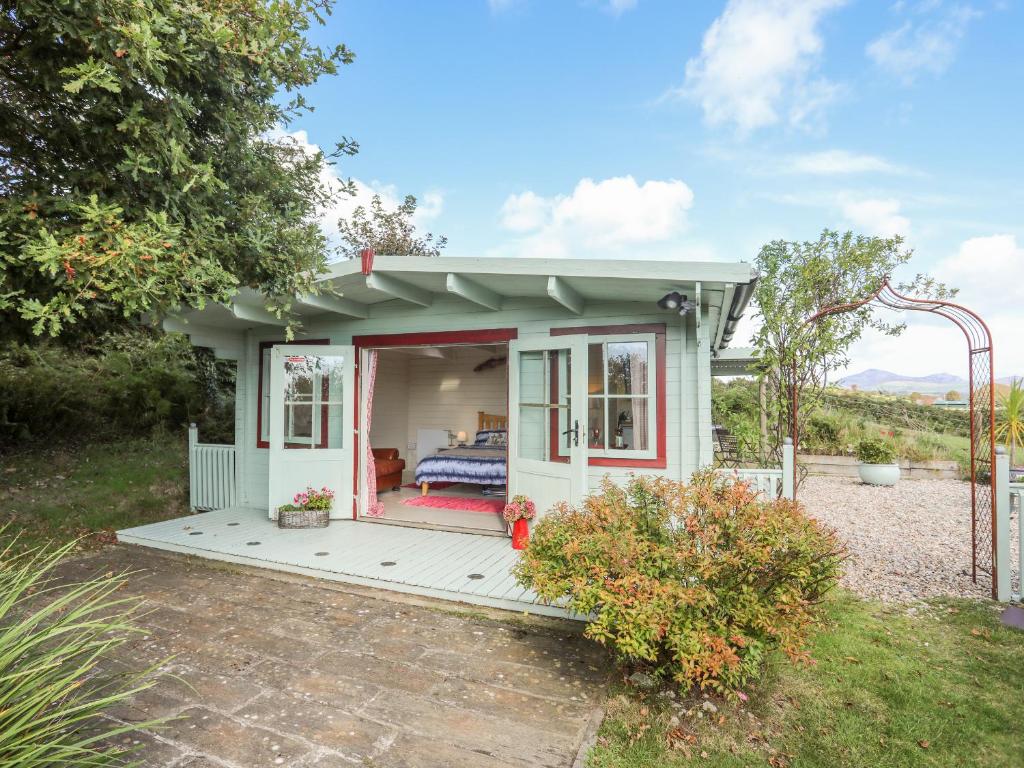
xmin=54 ymin=546 xmax=610 ymax=767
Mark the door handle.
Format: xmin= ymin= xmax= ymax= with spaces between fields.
xmin=561 ymin=419 xmax=580 ymax=447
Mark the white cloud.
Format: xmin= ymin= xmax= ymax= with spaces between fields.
xmin=268 ymin=129 xmax=443 ymax=257
xmin=839 ymin=234 xmax=1024 ymax=379
xmin=785 ymin=149 xmax=906 ymax=175
xmin=677 ymin=0 xmax=846 ymax=135
xmin=866 ymin=3 xmax=980 ymax=84
xmin=841 ymin=197 xmax=910 ymax=237
xmin=495 ymin=176 xmax=696 ymax=258
xmin=500 ymin=191 xmax=552 ymax=232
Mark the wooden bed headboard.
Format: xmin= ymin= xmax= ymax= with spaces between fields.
xmin=477 ymin=411 xmax=507 ymax=432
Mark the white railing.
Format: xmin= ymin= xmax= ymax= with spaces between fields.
xmin=994 ymin=448 xmax=1022 ymax=602
xmin=188 ymin=423 xmax=237 ymax=512
xmin=716 ymin=439 xmax=795 ymax=500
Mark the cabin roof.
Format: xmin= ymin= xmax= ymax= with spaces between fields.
xmin=167 ymin=255 xmax=757 ymax=354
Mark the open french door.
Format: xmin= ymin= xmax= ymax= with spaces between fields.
xmin=507 ymin=335 xmax=588 ymax=519
xmin=268 ymin=345 xmax=355 ymax=519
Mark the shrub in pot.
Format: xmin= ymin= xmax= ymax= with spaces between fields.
xmin=513 ymin=472 xmax=844 ymax=696
xmin=855 ymin=437 xmax=900 ymax=486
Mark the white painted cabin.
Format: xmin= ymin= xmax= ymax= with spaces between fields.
xmin=119 ymin=255 xmax=777 ymax=615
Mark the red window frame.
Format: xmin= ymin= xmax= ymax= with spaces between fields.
xmin=255 ymin=339 xmax=330 ymax=449
xmin=550 ymin=323 xmax=667 ymax=469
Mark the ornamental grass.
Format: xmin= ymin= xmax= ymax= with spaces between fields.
xmin=0 ymin=536 xmax=163 ymax=766
xmin=514 ymin=471 xmax=845 ymax=696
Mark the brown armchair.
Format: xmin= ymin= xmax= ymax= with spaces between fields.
xmin=372 ymin=448 xmax=405 ymax=492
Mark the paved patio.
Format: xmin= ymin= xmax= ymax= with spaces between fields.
xmin=60 ymin=546 xmax=609 ymax=768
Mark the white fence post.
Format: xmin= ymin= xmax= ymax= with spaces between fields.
xmin=995 ymin=447 xmax=1011 ymax=603
xmin=782 ymin=438 xmax=795 ymax=500
xmin=188 ymin=423 xmax=199 ymax=512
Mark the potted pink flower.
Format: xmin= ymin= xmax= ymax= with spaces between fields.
xmin=278 ymin=486 xmax=335 ymax=528
xmin=502 ymin=495 xmax=536 ymax=550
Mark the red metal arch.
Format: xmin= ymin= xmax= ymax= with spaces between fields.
xmin=790 ymin=279 xmax=998 ymax=598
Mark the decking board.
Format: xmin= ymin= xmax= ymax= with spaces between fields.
xmin=117 ymin=507 xmax=573 ymax=619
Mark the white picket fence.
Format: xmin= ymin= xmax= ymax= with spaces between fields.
xmin=188 ymin=424 xmax=237 ymax=512
xmin=716 ymin=439 xmax=795 ymax=500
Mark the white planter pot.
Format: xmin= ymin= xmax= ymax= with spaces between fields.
xmin=858 ymin=462 xmax=900 ymax=486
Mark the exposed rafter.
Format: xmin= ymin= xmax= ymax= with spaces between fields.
xmin=446 ymin=273 xmax=503 ymax=311
xmin=546 ymin=276 xmax=583 ymax=315
xmin=231 ymin=302 xmax=287 ymax=327
xmin=295 ymin=293 xmax=369 ymax=319
xmin=365 ymin=272 xmax=432 ymax=307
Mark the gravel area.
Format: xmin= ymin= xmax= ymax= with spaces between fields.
xmin=798 ymin=475 xmax=1020 ymax=602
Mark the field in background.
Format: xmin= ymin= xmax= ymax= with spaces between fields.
xmin=714 ymin=380 xmax=972 ymax=471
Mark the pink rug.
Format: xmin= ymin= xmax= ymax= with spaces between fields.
xmin=402 ymin=481 xmax=458 ymax=490
xmin=401 ymin=495 xmax=504 ymax=514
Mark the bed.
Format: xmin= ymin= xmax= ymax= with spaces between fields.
xmin=416 ymin=412 xmax=508 ymax=494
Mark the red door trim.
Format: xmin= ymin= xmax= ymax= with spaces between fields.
xmin=256 ymin=339 xmax=330 ymax=449
xmin=550 ymin=323 xmax=667 ymax=469
xmin=352 ymin=328 xmax=519 ymax=519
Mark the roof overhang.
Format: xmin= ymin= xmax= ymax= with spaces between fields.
xmin=711 ymin=346 xmax=760 ymax=377
xmin=165 ymin=255 xmax=756 ymax=355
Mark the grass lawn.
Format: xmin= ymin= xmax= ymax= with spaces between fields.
xmin=588 ymin=593 xmax=1024 ymax=768
xmin=0 ymin=432 xmax=190 ymax=552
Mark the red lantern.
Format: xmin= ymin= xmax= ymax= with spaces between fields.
xmin=511 ymin=518 xmax=529 ymax=550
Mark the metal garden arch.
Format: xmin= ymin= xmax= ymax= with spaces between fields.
xmin=790 ymin=279 xmax=998 ymax=598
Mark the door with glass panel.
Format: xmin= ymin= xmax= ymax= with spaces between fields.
xmin=268 ymin=345 xmax=354 ymax=519
xmin=508 ymin=336 xmax=587 ymax=519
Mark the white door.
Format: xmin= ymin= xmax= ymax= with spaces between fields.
xmin=268 ymin=345 xmax=355 ymax=519
xmin=508 ymin=335 xmax=588 ymax=518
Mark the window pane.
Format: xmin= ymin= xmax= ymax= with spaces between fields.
xmin=587 ymin=344 xmax=604 ymax=395
xmin=517 ymin=347 xmax=571 ymax=462
xmin=607 ymin=397 xmax=649 ymax=451
xmin=286 ymin=403 xmax=314 ymax=445
xmin=587 ymin=397 xmax=605 ymax=449
xmin=283 ymin=354 xmax=345 ymax=450
xmin=607 ymin=341 xmax=648 ymax=395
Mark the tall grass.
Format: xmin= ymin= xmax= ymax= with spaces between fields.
xmin=0 ymin=536 xmax=163 ymax=766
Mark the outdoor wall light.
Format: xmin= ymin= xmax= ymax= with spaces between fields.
xmin=657 ymin=291 xmax=697 ymax=316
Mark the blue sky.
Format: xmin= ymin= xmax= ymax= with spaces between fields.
xmin=288 ymin=0 xmax=1023 ymax=377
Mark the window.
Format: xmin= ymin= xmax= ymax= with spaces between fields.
xmin=551 ymin=323 xmax=666 ymax=468
xmin=585 ymin=335 xmax=657 ymax=460
xmin=256 ymin=339 xmax=328 ymax=448
xmin=281 ymin=354 xmax=345 ymax=450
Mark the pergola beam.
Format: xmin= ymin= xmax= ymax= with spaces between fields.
xmin=446 ymin=273 xmax=503 ymax=311
xmin=365 ymin=272 xmax=432 ymax=307
xmin=546 ymin=276 xmax=583 ymax=315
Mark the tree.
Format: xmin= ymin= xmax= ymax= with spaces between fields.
xmin=996 ymin=379 xmax=1024 ymax=467
xmin=1 ymin=0 xmax=356 ymax=340
xmin=945 ymin=389 xmax=962 ymax=401
xmin=337 ymin=194 xmax=447 ymax=259
xmin=752 ymin=230 xmax=953 ymax=467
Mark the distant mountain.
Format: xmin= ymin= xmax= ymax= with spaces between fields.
xmin=837 ymin=369 xmax=1022 ymax=395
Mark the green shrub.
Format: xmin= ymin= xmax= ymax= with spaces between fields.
xmin=0 ymin=536 xmax=163 ymax=765
xmin=0 ymin=329 xmax=234 ymax=448
xmin=856 ymin=437 xmax=897 ymax=464
xmin=514 ymin=472 xmax=844 ymax=696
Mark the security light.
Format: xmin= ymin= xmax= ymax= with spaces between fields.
xmin=658 ymin=291 xmax=697 ymax=316
xmin=657 ymin=291 xmax=682 ymax=310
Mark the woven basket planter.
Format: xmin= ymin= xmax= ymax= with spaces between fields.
xmin=277 ymin=507 xmax=329 ymax=529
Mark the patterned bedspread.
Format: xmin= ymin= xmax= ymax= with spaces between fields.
xmin=415 ymin=445 xmax=507 ymax=486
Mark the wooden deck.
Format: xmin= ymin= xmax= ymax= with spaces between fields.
xmin=117 ymin=507 xmax=573 ymax=619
